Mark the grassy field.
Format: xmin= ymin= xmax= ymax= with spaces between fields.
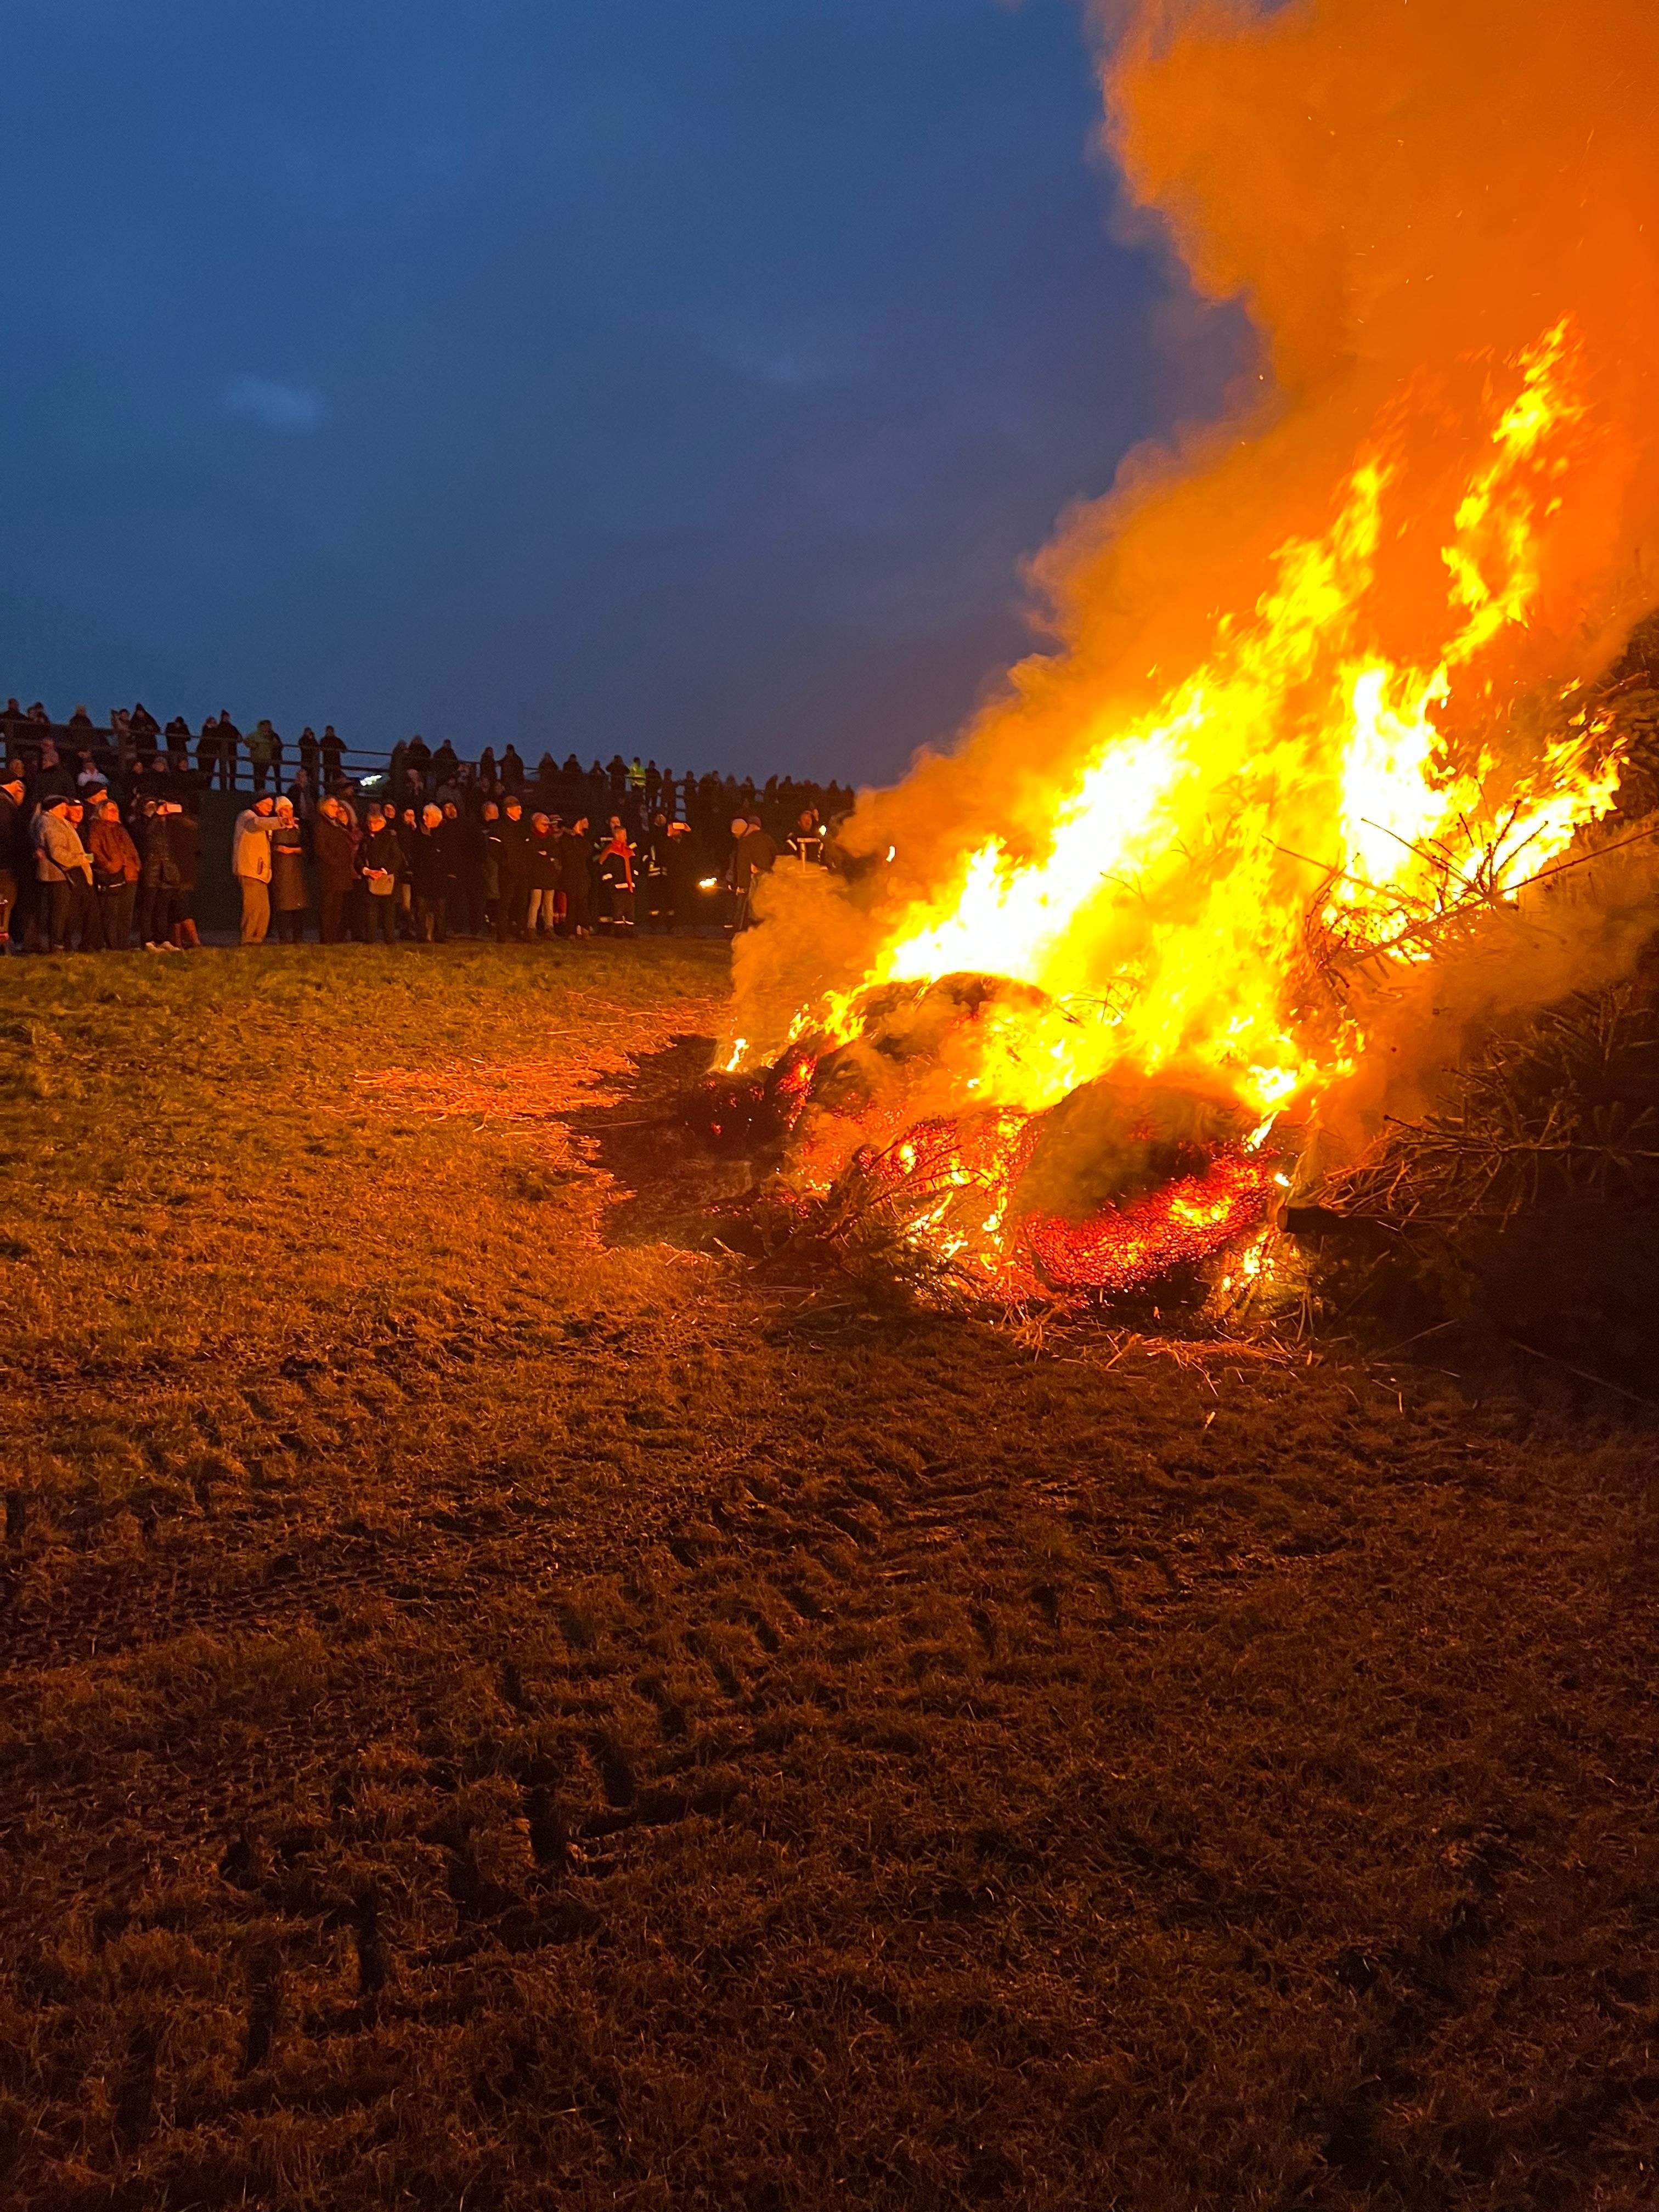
xmin=1 ymin=943 xmax=1656 ymax=2210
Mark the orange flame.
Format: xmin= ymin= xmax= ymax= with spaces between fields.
xmin=806 ymin=318 xmax=1623 ymax=1128
xmin=725 ymin=0 xmax=1659 ymax=1297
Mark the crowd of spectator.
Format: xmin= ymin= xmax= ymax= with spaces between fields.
xmin=0 ymin=697 xmax=851 ymax=952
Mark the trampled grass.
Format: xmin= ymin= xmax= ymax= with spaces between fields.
xmin=1 ymin=944 xmax=1656 ymax=2209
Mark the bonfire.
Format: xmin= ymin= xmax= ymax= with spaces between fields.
xmin=696 ymin=0 xmax=1659 ymax=1330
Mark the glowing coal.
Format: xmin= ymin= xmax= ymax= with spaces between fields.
xmin=689 ymin=977 xmax=1292 ymax=1302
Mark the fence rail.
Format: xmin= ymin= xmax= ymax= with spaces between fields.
xmin=1 ymin=721 xmax=453 ymax=788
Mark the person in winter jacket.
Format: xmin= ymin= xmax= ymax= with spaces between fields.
xmin=33 ymin=794 xmax=93 ymax=951
xmin=168 ymin=806 xmax=200 ymax=947
xmin=139 ymin=801 xmax=188 ymax=949
xmin=313 ymin=796 xmax=358 ymax=944
xmin=526 ymin=811 xmax=562 ymax=936
xmin=495 ymin=796 xmax=530 ymax=941
xmin=232 ymin=794 xmax=280 ymax=944
xmin=478 ymin=800 xmax=502 ymax=936
xmin=786 ymin=809 xmax=826 ymax=867
xmin=246 ymin=720 xmax=276 ymax=794
xmin=269 ymin=797 xmax=307 ymax=942
xmin=642 ymin=811 xmax=674 ymax=933
xmin=358 ymin=808 xmax=402 ymax=944
xmin=411 ymin=803 xmax=449 ymax=941
xmin=597 ymin=823 xmax=636 ymax=934
xmin=559 ymin=815 xmax=593 ymax=937
xmin=0 ymin=766 xmax=26 ymax=949
xmin=730 ymin=814 xmax=777 ymax=932
xmin=31 ymin=741 xmax=76 ymax=806
xmin=89 ymin=800 xmax=141 ymax=950
xmin=664 ymin=818 xmax=698 ymax=933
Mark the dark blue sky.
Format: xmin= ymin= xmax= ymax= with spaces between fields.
xmin=1 ymin=0 xmax=1239 ymax=783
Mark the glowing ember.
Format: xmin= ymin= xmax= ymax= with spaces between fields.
xmin=1023 ymin=1152 xmax=1277 ymax=1295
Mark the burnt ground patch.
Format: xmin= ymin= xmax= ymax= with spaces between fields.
xmin=2 ymin=945 xmax=1658 ymax=2209
xmin=561 ymin=1031 xmax=756 ymax=1251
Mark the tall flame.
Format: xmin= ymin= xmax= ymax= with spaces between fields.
xmin=724 ymin=0 xmax=1659 ymax=1285
xmin=811 ymin=318 xmax=1623 ymax=1122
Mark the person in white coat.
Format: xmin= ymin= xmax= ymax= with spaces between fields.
xmin=231 ymin=793 xmax=280 ymax=945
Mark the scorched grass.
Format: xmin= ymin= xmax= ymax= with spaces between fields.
xmin=1 ymin=943 xmax=1656 ymax=2210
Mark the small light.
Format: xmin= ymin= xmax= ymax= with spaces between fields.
xmin=698 ymin=877 xmax=718 ymax=890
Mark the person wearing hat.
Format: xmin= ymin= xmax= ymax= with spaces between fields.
xmin=0 ymin=764 xmax=26 ymax=950
xmin=32 ymin=793 xmax=93 ymax=952
xmin=231 ymin=791 xmax=281 ymax=944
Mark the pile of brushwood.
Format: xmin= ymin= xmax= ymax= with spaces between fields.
xmin=1313 ymin=962 xmax=1659 ymax=1392
xmin=1307 ymin=620 xmax=1659 ymax=1392
xmin=697 ymin=1129 xmax=989 ymax=1319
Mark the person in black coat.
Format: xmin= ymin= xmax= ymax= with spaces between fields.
xmin=664 ymin=819 xmax=698 ymax=934
xmin=558 ymin=815 xmax=593 ymax=938
xmin=642 ymin=811 xmax=674 ymax=933
xmin=314 ymin=797 xmax=358 ymax=944
xmin=0 ymin=767 xmax=27 ymax=948
xmin=137 ymin=801 xmax=182 ymax=949
xmin=30 ymin=741 xmax=76 ymax=806
xmin=359 ymin=808 xmax=403 ymax=944
xmin=495 ymin=796 xmax=531 ymax=940
xmin=412 ymin=804 xmax=449 ymax=941
xmin=526 ymin=811 xmax=562 ymax=937
xmin=170 ymin=803 xmax=200 ymax=946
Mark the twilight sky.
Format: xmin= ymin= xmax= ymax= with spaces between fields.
xmin=0 ymin=0 xmax=1242 ymax=785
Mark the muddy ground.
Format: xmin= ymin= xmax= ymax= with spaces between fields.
xmin=1 ymin=945 xmax=1656 ymax=2209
